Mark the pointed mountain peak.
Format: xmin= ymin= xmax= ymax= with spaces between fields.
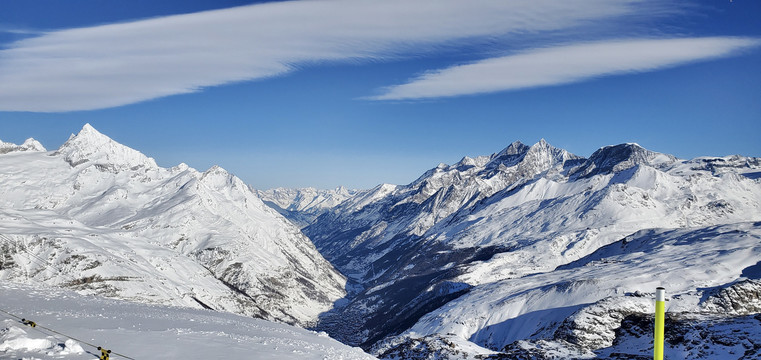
xmin=526 ymin=139 xmax=555 ymax=154
xmin=21 ymin=138 xmax=46 ymax=152
xmin=200 ymin=165 xmax=246 ymax=190
xmin=527 ymin=138 xmax=553 ymax=152
xmin=80 ymin=122 xmax=98 ymax=133
xmin=451 ymin=154 xmax=491 ymax=171
xmin=55 ymin=124 xmax=158 ymax=169
xmin=64 ymin=123 xmax=111 ymax=145
xmin=334 ymin=186 xmax=357 ymax=196
xmin=70 ymin=123 xmax=109 ymax=144
xmin=486 ymin=141 xmax=530 ymax=169
xmin=458 ymin=156 xmax=476 ymax=166
xmin=501 ymin=140 xmax=530 ymax=156
xmin=201 ymin=164 xmax=231 ymax=178
xmin=525 ymin=139 xmax=579 ymax=159
xmin=506 ymin=139 xmax=581 ymax=178
xmin=1 ymin=137 xmax=47 ymax=154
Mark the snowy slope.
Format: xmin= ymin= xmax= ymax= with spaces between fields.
xmin=382 ymin=222 xmax=761 ymax=359
xmin=304 ymin=139 xmax=761 ymax=353
xmin=0 ymin=125 xmax=346 ymax=326
xmin=258 ymin=187 xmax=358 ymax=228
xmin=0 ymin=282 xmax=375 ymax=360
xmin=306 ymin=139 xmax=581 ymax=281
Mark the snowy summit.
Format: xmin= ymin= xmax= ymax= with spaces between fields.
xmin=0 ymin=124 xmax=346 ymax=326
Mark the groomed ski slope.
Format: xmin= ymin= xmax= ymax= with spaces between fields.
xmin=0 ymin=282 xmax=376 ymax=360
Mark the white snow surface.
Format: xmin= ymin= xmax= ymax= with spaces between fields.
xmin=0 ymin=282 xmax=375 ymax=359
xmin=0 ymin=124 xmax=346 ymax=326
xmin=373 ymin=332 xmax=497 ymax=360
xmin=406 ymin=222 xmax=761 ymax=349
xmin=446 ymin=160 xmax=761 ymax=285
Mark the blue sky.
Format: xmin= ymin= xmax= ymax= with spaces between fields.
xmin=1 ymin=0 xmax=760 ymax=189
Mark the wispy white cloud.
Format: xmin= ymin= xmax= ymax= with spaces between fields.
xmin=0 ymin=27 xmax=42 ymax=35
xmin=368 ymin=37 xmax=761 ymax=101
xmin=0 ymin=0 xmax=659 ymax=112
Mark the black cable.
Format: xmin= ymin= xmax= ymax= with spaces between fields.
xmin=1 ymin=237 xmax=139 ymax=359
xmin=0 ymin=307 xmax=137 ymax=360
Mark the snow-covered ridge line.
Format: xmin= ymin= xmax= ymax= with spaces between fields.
xmin=0 ymin=138 xmax=46 ymax=154
xmin=302 ymin=138 xmax=761 ymax=357
xmin=0 ymin=124 xmax=346 ymax=327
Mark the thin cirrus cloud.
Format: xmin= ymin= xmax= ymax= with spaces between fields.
xmin=0 ymin=0 xmax=666 ymax=112
xmin=368 ymin=37 xmax=761 ymax=101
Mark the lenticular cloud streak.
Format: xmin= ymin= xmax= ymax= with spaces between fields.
xmin=369 ymin=37 xmax=761 ymax=101
xmin=0 ymin=0 xmax=648 ymax=112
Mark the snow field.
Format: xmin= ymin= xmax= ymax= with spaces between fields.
xmin=405 ymin=222 xmax=761 ymax=353
xmin=0 ymin=282 xmax=376 ymax=359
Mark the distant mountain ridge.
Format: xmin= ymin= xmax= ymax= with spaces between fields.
xmin=0 ymin=137 xmax=46 ymax=154
xmin=0 ymin=124 xmax=346 ymax=326
xmin=257 ymin=187 xmax=358 ymax=228
xmin=301 ymin=138 xmax=761 ymax=358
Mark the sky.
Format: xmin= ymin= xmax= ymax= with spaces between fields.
xmin=0 ymin=0 xmax=760 ymax=190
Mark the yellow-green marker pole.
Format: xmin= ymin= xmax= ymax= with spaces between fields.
xmin=654 ymin=287 xmax=665 ymax=360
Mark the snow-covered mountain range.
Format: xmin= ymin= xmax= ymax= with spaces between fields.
xmin=301 ymin=139 xmax=761 ymax=358
xmin=2 ymin=126 xmax=760 ymax=359
xmin=257 ymin=187 xmax=358 ymax=228
xmin=0 ymin=124 xmax=346 ymax=327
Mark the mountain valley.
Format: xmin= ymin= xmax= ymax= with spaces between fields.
xmin=2 ymin=127 xmax=760 ymax=359
xmin=294 ymin=139 xmax=761 ymax=358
